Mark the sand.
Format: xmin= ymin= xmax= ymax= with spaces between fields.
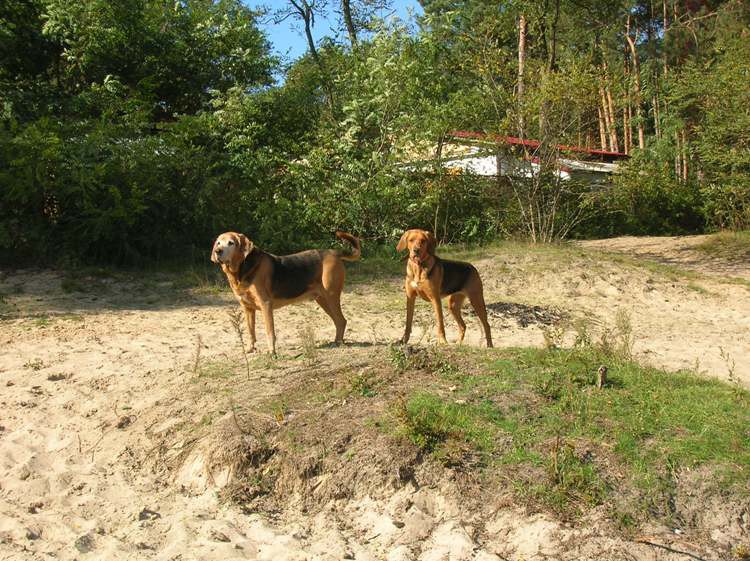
xmin=1 ymin=235 xmax=748 ymax=560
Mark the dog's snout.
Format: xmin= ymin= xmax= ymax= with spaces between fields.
xmin=215 ymin=248 xmax=223 ymax=256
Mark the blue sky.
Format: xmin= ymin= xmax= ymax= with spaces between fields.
xmin=244 ymin=1 xmax=423 ymax=64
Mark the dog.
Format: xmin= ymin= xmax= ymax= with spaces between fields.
xmin=211 ymin=231 xmax=360 ymax=355
xmin=396 ymin=229 xmax=493 ymax=347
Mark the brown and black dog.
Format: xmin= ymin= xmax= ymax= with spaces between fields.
xmin=211 ymin=231 xmax=360 ymax=355
xmin=397 ymin=229 xmax=493 ymax=347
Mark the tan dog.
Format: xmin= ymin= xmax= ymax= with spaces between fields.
xmin=211 ymin=231 xmax=360 ymax=355
xmin=397 ymin=229 xmax=493 ymax=347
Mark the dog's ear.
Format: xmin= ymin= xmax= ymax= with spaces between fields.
xmin=424 ymin=231 xmax=437 ymax=255
xmin=210 ymin=237 xmax=220 ymax=263
xmin=396 ymin=230 xmax=411 ymax=252
xmin=238 ymin=233 xmax=254 ymax=258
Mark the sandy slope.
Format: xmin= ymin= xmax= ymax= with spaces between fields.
xmin=0 ymin=236 xmax=748 ymax=560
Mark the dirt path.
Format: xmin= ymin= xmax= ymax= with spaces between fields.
xmin=1 ymin=238 xmax=748 ymax=560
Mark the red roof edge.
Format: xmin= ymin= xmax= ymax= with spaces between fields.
xmin=449 ymin=130 xmax=629 ymax=159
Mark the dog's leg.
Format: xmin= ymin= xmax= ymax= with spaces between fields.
xmin=448 ymin=293 xmax=467 ymax=344
xmin=329 ymin=292 xmax=347 ymax=344
xmin=468 ymin=290 xmax=493 ymax=348
xmin=401 ymin=292 xmax=416 ymax=344
xmin=242 ymin=303 xmax=257 ymax=352
xmin=259 ymin=301 xmax=276 ymax=355
xmin=430 ymin=297 xmax=448 ymax=344
xmin=316 ymin=295 xmax=347 ymax=344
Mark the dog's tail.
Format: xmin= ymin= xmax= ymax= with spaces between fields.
xmin=335 ymin=231 xmax=361 ymax=261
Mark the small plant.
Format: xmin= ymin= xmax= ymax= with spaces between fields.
xmin=388 ymin=344 xmax=409 ymax=373
xmin=613 ymin=309 xmax=635 ymax=359
xmin=24 ymin=358 xmax=45 ymax=371
xmin=572 ymin=319 xmax=592 ymax=348
xmin=192 ymin=334 xmax=203 ymax=375
xmin=533 ymin=370 xmax=564 ymax=401
xmin=270 ymin=399 xmax=289 ymax=424
xmin=540 ymin=436 xmax=606 ymax=514
xmin=388 ymin=344 xmax=453 ymax=375
xmin=298 ymin=324 xmax=317 ymax=364
xmin=350 ymin=371 xmax=377 ymax=397
xmin=735 ymin=543 xmax=750 ymax=560
xmin=597 ymin=310 xmax=635 ymax=359
xmin=541 ymin=325 xmax=566 ymax=350
xmin=720 ymin=346 xmax=738 ymax=385
xmin=227 ymin=308 xmax=251 ymax=379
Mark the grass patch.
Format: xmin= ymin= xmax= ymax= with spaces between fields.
xmin=193 ymin=359 xmax=238 ymax=381
xmin=393 ymin=345 xmax=750 ymax=518
xmin=168 ymin=264 xmax=225 ymax=294
xmin=696 ymin=230 xmax=750 ymax=261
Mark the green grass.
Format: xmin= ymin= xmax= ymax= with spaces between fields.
xmin=394 ymin=345 xmax=750 ymax=518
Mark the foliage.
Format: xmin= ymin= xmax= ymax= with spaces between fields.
xmin=1 ymin=0 xmax=749 ymax=265
xmin=605 ymin=152 xmax=705 ymax=235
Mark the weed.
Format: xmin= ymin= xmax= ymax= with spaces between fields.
xmin=171 ymin=267 xmax=224 ymax=294
xmin=613 ymin=310 xmax=635 ymax=359
xmin=525 ymin=435 xmax=607 ymax=515
xmin=572 ymin=319 xmax=593 ymax=348
xmin=735 ymin=543 xmax=750 ymax=560
xmin=541 ymin=324 xmax=566 ymax=350
xmin=388 ymin=344 xmax=409 ymax=373
xmin=350 ymin=371 xmax=377 ymax=398
xmin=298 ymin=324 xmax=317 ymax=364
xmin=195 ymin=360 xmax=235 ymax=380
xmin=696 ymin=230 xmax=750 ymax=261
xmin=24 ymin=358 xmax=45 ymax=371
xmin=269 ymin=399 xmax=289 ymax=424
xmin=227 ymin=308 xmax=251 ymax=379
xmin=388 ymin=344 xmax=455 ymax=376
xmin=192 ymin=334 xmax=203 ymax=376
xmin=596 ymin=310 xmax=635 ymax=359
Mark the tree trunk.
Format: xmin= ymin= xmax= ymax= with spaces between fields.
xmin=288 ymin=0 xmax=335 ymax=115
xmin=662 ymin=0 xmax=669 ymax=75
xmin=606 ymin=84 xmax=619 ymax=152
xmin=290 ymin=0 xmax=321 ymax=64
xmin=599 ymin=85 xmax=615 ymax=151
xmin=681 ymin=129 xmax=688 ymax=181
xmin=517 ymin=14 xmax=527 ymax=139
xmin=341 ymin=0 xmax=358 ymax=48
xmin=548 ymin=0 xmax=560 ymax=71
xmin=627 ymin=99 xmax=633 ymax=153
xmin=622 ymin=107 xmax=629 ymax=154
xmin=625 ymin=15 xmax=646 ymax=150
xmin=602 ymin=59 xmax=619 ymax=152
xmin=597 ymin=105 xmax=607 ymax=150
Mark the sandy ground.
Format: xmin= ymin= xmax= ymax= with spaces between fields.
xmin=578 ymin=233 xmax=750 ymax=280
xmin=1 ymin=235 xmax=748 ymax=560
